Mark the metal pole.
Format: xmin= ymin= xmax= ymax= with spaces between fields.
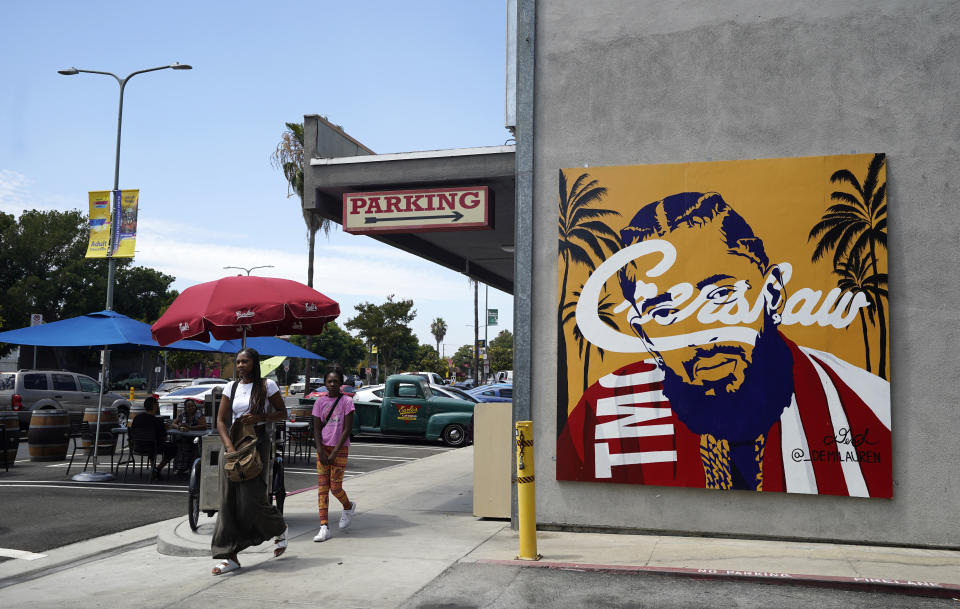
xmin=63 ymin=63 xmax=191 ymax=483
xmin=515 ymin=420 xmax=540 ymax=560
xmin=88 ymin=75 xmax=126 ymax=480
xmin=473 ymin=281 xmax=479 ymax=386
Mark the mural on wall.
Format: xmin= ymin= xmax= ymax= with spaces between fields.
xmin=556 ymin=154 xmax=891 ymax=498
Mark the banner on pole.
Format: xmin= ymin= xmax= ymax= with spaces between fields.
xmin=85 ymin=191 xmax=112 ymax=258
xmin=487 ymin=308 xmax=498 ymax=326
xmin=112 ymin=189 xmax=139 ymax=258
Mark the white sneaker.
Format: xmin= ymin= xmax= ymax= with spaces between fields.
xmin=339 ymin=502 xmax=357 ymax=529
xmin=313 ymin=524 xmax=329 ymax=542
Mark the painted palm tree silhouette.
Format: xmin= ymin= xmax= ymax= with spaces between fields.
xmin=557 ymin=170 xmax=620 ymax=432
xmin=834 ymin=253 xmax=887 ymax=373
xmin=562 ymin=288 xmax=618 ymax=393
xmin=809 ymin=153 xmax=888 ymax=378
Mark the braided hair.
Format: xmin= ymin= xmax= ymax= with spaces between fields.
xmin=238 ymin=347 xmax=267 ymax=415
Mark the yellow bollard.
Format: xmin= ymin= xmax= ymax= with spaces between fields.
xmin=284 ymin=385 xmax=289 ymax=397
xmin=129 ymin=387 xmax=134 ymax=400
xmin=515 ymin=420 xmax=540 ymax=560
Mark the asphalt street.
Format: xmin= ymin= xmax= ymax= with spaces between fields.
xmin=399 ymin=563 xmax=957 ymax=609
xmin=0 ymin=393 xmax=454 ymax=561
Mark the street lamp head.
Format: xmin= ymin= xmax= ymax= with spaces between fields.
xmin=58 ymin=67 xmax=80 ymax=75
xmin=170 ymin=63 xmax=192 ymax=70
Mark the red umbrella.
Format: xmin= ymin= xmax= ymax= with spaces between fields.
xmin=151 ymin=276 xmax=339 ymax=347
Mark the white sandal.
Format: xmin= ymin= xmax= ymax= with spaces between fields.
xmin=274 ymin=527 xmax=288 ymax=557
xmin=212 ymin=558 xmax=240 ymax=575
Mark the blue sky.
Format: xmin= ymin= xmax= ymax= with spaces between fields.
xmin=0 ymin=0 xmax=513 ymax=355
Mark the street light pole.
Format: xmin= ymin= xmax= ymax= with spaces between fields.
xmin=59 ymin=62 xmax=191 ymax=482
xmin=223 ymin=265 xmax=275 ymax=276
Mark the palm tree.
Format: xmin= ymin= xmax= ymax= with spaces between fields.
xmin=557 ymin=170 xmax=620 ymax=431
xmin=834 ymin=253 xmax=887 ymax=373
xmin=562 ymin=287 xmax=619 ymax=392
xmin=271 ymin=122 xmax=329 ymax=288
xmin=808 ymin=153 xmax=888 ymax=378
xmin=430 ymin=317 xmax=448 ymax=356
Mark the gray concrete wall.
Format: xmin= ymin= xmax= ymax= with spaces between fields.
xmin=528 ymin=0 xmax=960 ymax=546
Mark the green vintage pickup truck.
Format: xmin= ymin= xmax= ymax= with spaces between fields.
xmin=352 ymin=374 xmax=475 ymax=447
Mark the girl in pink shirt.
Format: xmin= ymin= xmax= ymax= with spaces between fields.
xmin=311 ymin=369 xmax=357 ymax=542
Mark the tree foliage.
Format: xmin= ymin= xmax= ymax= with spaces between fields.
xmin=488 ymin=329 xmax=513 ymax=372
xmin=451 ymin=344 xmax=474 ymax=370
xmin=429 ymin=317 xmax=447 ymax=354
xmin=345 ymin=295 xmax=416 ymax=377
xmin=272 ymin=121 xmax=328 ymax=288
xmin=309 ymin=321 xmax=367 ymax=373
xmin=0 ymin=209 xmax=178 ymax=356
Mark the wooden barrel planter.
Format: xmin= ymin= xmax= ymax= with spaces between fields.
xmin=0 ymin=411 xmax=20 ymax=467
xmin=81 ymin=407 xmax=118 ymax=454
xmin=27 ymin=409 xmax=70 ymax=461
xmin=127 ymin=404 xmax=147 ymax=425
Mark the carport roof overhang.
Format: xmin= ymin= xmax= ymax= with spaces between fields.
xmin=304 ymin=144 xmax=517 ymax=294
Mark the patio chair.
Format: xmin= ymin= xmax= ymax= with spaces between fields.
xmin=66 ymin=422 xmax=116 ymax=477
xmin=125 ymin=425 xmax=170 ymax=480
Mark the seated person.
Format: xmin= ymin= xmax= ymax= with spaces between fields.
xmin=171 ymin=400 xmax=207 ymax=431
xmin=130 ymin=396 xmax=176 ymax=479
xmin=168 ymin=400 xmax=206 ymax=474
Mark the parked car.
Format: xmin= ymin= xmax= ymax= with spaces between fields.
xmin=493 ymin=370 xmax=513 ymax=384
xmin=157 ymin=384 xmax=225 ymax=419
xmin=352 ymin=374 xmax=475 ymax=447
xmin=153 ymin=377 xmax=227 ymax=399
xmin=468 ymin=383 xmax=513 ymax=403
xmin=453 ymin=379 xmax=477 ymax=390
xmin=302 ymin=383 xmax=358 ymax=404
xmin=0 ymin=369 xmax=132 ymax=430
xmin=111 ymin=373 xmax=147 ymax=390
xmin=404 ymin=371 xmax=445 ymax=386
xmin=289 ymin=377 xmax=321 ymax=395
xmin=351 ymin=383 xmax=478 ymax=405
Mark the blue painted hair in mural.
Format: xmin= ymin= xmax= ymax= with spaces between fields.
xmin=617 ymin=192 xmax=770 ymax=302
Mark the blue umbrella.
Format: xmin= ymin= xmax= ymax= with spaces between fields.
xmin=0 ymin=310 xmax=219 ymax=352
xmin=207 ymin=336 xmax=326 ymax=360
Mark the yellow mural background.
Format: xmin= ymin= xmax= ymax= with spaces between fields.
xmin=559 ymin=154 xmax=888 ymax=416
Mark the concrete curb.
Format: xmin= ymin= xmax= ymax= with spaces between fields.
xmin=0 ymin=515 xmax=183 ymax=589
xmin=476 ymin=558 xmax=960 ymax=600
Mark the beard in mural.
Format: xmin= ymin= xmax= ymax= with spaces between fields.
xmin=557 ymin=192 xmax=892 ymax=497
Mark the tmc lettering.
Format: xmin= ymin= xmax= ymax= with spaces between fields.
xmin=348 ymin=191 xmax=481 ymax=215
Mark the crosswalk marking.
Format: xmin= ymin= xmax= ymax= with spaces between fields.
xmin=0 ymin=548 xmax=47 ymax=561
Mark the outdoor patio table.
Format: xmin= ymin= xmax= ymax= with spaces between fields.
xmin=284 ymin=421 xmax=311 ymax=464
xmin=167 ymin=429 xmax=209 ymax=472
xmin=111 ymin=427 xmax=128 ymax=474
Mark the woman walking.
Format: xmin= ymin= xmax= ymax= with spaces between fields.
xmin=312 ymin=368 xmax=357 ymax=542
xmin=211 ymin=348 xmax=289 ymax=575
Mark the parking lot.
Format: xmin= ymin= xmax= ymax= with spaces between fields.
xmin=0 ymin=395 xmax=455 ymax=562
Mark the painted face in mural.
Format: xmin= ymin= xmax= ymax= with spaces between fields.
xmin=617 ymin=193 xmax=794 ymax=443
xmin=631 ymin=225 xmax=769 ymax=391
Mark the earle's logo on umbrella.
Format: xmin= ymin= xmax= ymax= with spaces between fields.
xmin=235 ymin=310 xmax=255 ymax=320
xmin=304 ymin=303 xmax=318 ymax=312
xmin=178 ymin=322 xmax=190 ymax=333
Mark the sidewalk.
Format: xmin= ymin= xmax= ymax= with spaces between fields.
xmin=2 ymin=446 xmax=959 ymax=608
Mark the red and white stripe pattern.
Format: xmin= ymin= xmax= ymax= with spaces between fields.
xmin=557 ymin=336 xmax=892 ymax=497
